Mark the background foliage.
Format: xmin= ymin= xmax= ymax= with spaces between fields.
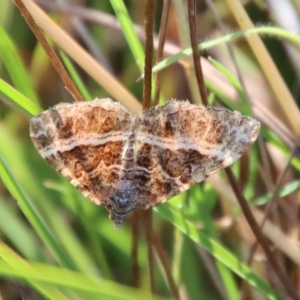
xmin=0 ymin=0 xmax=300 ymax=299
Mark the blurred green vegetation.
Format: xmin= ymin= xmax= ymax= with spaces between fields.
xmin=0 ymin=0 xmax=300 ymax=299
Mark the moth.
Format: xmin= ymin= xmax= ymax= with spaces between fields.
xmin=30 ymin=98 xmax=260 ymax=226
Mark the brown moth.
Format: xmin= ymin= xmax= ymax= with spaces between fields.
xmin=30 ymin=98 xmax=260 ymax=226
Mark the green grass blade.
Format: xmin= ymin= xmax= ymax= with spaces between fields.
xmin=0 ymin=78 xmax=41 ymax=116
xmin=110 ymin=0 xmax=145 ymax=72
xmin=155 ymin=204 xmax=280 ymax=300
xmin=0 ymin=247 xmax=164 ymax=300
xmin=0 ymin=156 xmax=75 ymax=269
xmin=0 ymin=25 xmax=39 ymax=105
xmin=44 ymin=196 xmax=103 ymax=277
xmin=0 ymin=119 xmax=103 ymax=277
xmin=149 ymin=26 xmax=300 ymax=77
xmin=208 ymin=57 xmax=252 ymax=113
xmin=0 ymin=200 xmax=41 ymax=260
xmin=60 ymin=51 xmax=91 ymax=101
xmin=194 ymin=186 xmax=239 ymax=299
xmin=0 ymin=243 xmax=69 ymax=300
xmin=255 ymin=179 xmax=300 ymax=206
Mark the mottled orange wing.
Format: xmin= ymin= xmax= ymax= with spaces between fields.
xmin=30 ymin=98 xmax=135 ymax=209
xmin=30 ymin=99 xmax=260 ymax=226
xmin=134 ymin=101 xmax=260 ymax=208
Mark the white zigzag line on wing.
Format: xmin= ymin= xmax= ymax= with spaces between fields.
xmin=40 ymin=129 xmax=251 ymax=161
xmin=39 ymin=131 xmax=131 ymax=158
xmin=140 ymin=134 xmax=227 ymax=157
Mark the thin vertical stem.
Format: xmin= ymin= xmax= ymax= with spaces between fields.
xmin=153 ymin=232 xmax=180 ymax=300
xmin=153 ymin=0 xmax=171 ymax=105
xmin=144 ymin=209 xmax=155 ymax=293
xmin=14 ymin=0 xmax=84 ymax=102
xmin=225 ymin=167 xmax=300 ymax=300
xmin=131 ymin=211 xmax=140 ymax=288
xmin=186 ymin=0 xmax=208 ymax=106
xmin=143 ymin=0 xmax=155 ymax=110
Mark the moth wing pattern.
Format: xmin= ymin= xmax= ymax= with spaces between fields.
xmin=135 ymin=100 xmax=260 ymax=208
xmin=29 ymin=98 xmax=135 ymax=207
xmin=30 ymin=98 xmax=260 ymax=225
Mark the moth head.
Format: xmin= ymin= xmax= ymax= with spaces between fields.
xmin=106 ymin=180 xmax=137 ymax=227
